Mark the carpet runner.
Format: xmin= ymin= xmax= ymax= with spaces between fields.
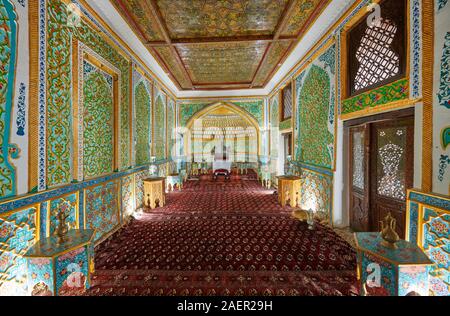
xmin=87 ymin=179 xmax=358 ymax=296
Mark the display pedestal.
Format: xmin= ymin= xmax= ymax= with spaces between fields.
xmin=354 ymin=232 xmax=433 ymax=296
xmin=24 ymin=229 xmax=95 ymax=296
xmin=143 ymin=177 xmax=166 ymax=209
xmin=277 ymin=175 xmax=301 ymax=207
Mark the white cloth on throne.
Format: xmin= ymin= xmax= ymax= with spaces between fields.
xmin=213 ymin=160 xmax=232 ymax=172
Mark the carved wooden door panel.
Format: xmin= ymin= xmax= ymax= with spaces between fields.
xmin=349 ymin=125 xmax=370 ymax=232
xmin=369 ymin=118 xmax=414 ymax=239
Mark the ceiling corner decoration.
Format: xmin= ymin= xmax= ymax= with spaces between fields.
xmin=111 ymin=0 xmax=329 ymax=91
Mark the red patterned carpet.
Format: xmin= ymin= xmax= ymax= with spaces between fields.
xmin=87 ymin=178 xmax=358 ymax=296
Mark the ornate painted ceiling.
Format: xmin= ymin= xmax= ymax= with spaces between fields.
xmin=111 ymin=0 xmax=329 ymax=90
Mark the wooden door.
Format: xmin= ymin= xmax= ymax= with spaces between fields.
xmin=349 ymin=125 xmax=370 ymax=231
xmin=369 ymin=118 xmax=414 ymax=238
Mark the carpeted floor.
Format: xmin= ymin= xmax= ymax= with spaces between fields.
xmin=87 ymin=178 xmax=358 ymax=296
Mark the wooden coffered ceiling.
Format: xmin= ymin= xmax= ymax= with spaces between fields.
xmin=112 ymin=0 xmax=330 ymax=90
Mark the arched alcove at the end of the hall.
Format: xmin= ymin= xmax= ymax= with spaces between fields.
xmin=183 ymin=103 xmax=261 ymax=164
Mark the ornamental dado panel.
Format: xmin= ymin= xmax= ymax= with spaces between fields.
xmin=295 ymin=43 xmax=336 ymax=170
xmin=84 ymin=180 xmax=120 ymax=243
xmin=46 ymin=0 xmax=131 ymax=188
xmin=48 ymin=192 xmax=78 ymax=237
xmin=300 ymin=168 xmax=333 ymax=222
xmin=0 ymin=206 xmax=38 ymax=295
xmin=407 ymin=190 xmax=450 ymax=296
xmin=121 ymin=174 xmax=134 ymax=220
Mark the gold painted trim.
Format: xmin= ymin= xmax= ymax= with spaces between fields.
xmin=421 ymin=0 xmax=434 ymax=192
xmin=28 ymin=0 xmax=39 ymax=192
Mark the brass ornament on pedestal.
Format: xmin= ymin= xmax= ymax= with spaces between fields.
xmin=380 ymin=212 xmax=400 ymax=249
xmin=55 ymin=206 xmax=70 ymax=245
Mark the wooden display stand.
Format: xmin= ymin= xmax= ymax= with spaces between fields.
xmin=277 ymin=175 xmax=301 ymax=207
xmin=143 ymin=177 xmax=166 ymax=209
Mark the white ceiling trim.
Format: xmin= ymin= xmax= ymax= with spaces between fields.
xmin=87 ymin=0 xmax=355 ymax=99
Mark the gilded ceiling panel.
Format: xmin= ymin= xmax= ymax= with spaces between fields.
xmin=110 ymin=0 xmax=329 ymax=90
xmin=281 ymin=0 xmax=326 ymax=37
xmin=177 ymin=42 xmax=268 ymax=83
xmin=253 ymin=41 xmax=292 ymax=87
xmin=154 ymin=47 xmax=192 ymax=89
xmin=112 ymin=0 xmax=164 ymax=41
xmin=156 ymin=0 xmax=289 ymax=39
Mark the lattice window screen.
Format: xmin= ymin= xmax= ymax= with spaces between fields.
xmin=282 ymin=83 xmax=292 ymax=120
xmin=354 ymin=18 xmax=400 ymax=92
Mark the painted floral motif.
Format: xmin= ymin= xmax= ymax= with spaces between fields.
xmin=48 ymin=193 xmax=77 ymax=237
xmin=83 ymin=69 xmax=114 ymax=178
xmin=0 ymin=0 xmax=17 ymax=199
xmin=179 ymin=102 xmax=210 ymax=127
xmin=297 ymin=65 xmax=333 ymax=169
xmin=46 ymin=0 xmax=131 ymax=187
xmin=282 ymin=0 xmax=324 ymax=36
xmin=438 ymin=32 xmax=450 ymax=109
xmin=178 ymin=42 xmax=267 ymax=83
xmin=422 ymin=207 xmax=450 ymax=295
xmin=154 ymin=94 xmax=166 ymax=160
xmin=438 ymin=154 xmax=450 ymax=182
xmin=167 ymin=99 xmax=175 ymax=159
xmin=431 ymin=219 xmax=448 ymax=235
xmin=233 ymin=101 xmax=264 ymax=127
xmin=121 ymin=174 xmax=134 ymax=219
xmin=270 ymin=96 xmax=279 ymax=160
xmin=0 ymin=207 xmax=37 ymax=295
xmin=84 ymin=181 xmax=119 ymax=242
xmin=300 ymin=168 xmax=332 ymax=219
xmin=135 ymin=169 xmax=149 ymax=209
xmin=438 ymin=0 xmax=448 ymax=11
xmin=253 ymin=41 xmax=291 ymax=87
xmin=342 ymin=78 xmax=409 ymax=115
xmin=279 ymin=119 xmax=292 ymax=131
xmin=135 ymin=81 xmax=151 ymax=166
xmin=15 ymin=82 xmax=26 ymax=136
xmin=157 ymin=0 xmax=288 ymax=39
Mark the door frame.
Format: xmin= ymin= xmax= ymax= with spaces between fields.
xmin=344 ymin=108 xmax=415 ymax=233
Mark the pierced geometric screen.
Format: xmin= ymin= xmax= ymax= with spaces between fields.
xmin=376 ymin=127 xmax=407 ymax=200
xmin=352 ymin=131 xmax=365 ymax=190
xmin=354 ymin=18 xmax=400 ymax=92
xmin=282 ymin=83 xmax=292 ymax=120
